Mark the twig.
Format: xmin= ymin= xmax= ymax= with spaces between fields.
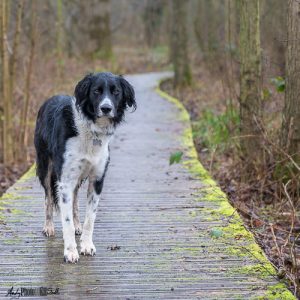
xmin=282 ymin=180 xmax=295 ymax=250
xmin=270 ymin=223 xmax=282 ymax=258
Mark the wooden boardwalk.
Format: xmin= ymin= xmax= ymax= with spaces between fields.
xmin=0 ymin=73 xmax=294 ymax=299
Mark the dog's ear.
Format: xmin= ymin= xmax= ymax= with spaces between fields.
xmin=119 ymin=76 xmax=136 ymax=111
xmin=74 ymin=73 xmax=94 ymax=106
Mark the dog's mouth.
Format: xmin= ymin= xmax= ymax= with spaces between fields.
xmin=97 ymin=113 xmax=114 ymax=119
xmin=97 ymin=103 xmax=115 ymax=119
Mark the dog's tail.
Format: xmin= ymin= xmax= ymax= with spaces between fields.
xmin=35 ymin=152 xmax=59 ymax=212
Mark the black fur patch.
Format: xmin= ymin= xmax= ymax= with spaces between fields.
xmin=94 ymin=180 xmax=104 ymax=195
xmin=94 ymin=158 xmax=110 ymax=195
xmin=34 ymin=95 xmax=78 ymax=207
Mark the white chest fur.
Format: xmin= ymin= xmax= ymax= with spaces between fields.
xmin=60 ymin=101 xmax=114 ymax=184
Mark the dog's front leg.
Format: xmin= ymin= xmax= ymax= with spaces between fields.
xmin=59 ymin=184 xmax=79 ymax=263
xmin=80 ymin=175 xmax=104 ymax=256
xmin=73 ymin=186 xmax=82 ymax=235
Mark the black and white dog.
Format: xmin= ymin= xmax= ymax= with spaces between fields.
xmin=34 ymin=72 xmax=136 ymax=263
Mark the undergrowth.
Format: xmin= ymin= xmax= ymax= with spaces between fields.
xmin=192 ymin=106 xmax=240 ymax=151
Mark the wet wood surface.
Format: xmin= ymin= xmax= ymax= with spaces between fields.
xmin=0 ymin=73 xmax=287 ymax=299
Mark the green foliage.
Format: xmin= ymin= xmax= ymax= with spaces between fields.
xmin=271 ymin=76 xmax=285 ymax=92
xmin=273 ymin=161 xmax=299 ymax=184
xmin=262 ymin=88 xmax=271 ymax=101
xmin=169 ymin=151 xmax=183 ymax=165
xmin=210 ymin=228 xmax=223 ymax=238
xmin=192 ymin=107 xmax=240 ymax=150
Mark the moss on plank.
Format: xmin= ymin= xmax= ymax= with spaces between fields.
xmin=0 ymin=164 xmax=36 ymax=222
xmin=253 ymin=283 xmax=295 ymax=300
xmin=19 ymin=164 xmax=36 ymax=182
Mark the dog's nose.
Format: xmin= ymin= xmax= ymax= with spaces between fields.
xmin=100 ymin=104 xmax=112 ymax=115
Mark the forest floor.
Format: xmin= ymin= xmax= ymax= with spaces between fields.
xmin=161 ymin=64 xmax=300 ymax=296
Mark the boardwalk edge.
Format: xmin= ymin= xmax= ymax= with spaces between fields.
xmin=156 ymin=79 xmax=295 ymax=300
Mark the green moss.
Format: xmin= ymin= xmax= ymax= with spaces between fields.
xmin=0 ymin=164 xmax=35 ymax=221
xmin=13 ymin=185 xmax=32 ymax=191
xmin=230 ymin=263 xmax=276 ymax=279
xmin=253 ymin=283 xmax=295 ymax=300
xmin=0 ymin=193 xmax=24 ymax=201
xmin=19 ymin=164 xmax=36 ymax=182
xmin=189 ymin=210 xmax=197 ymax=217
xmin=156 ymin=80 xmax=296 ymax=299
xmin=3 ymin=237 xmax=21 ymax=245
xmin=9 ymin=208 xmax=25 ymax=215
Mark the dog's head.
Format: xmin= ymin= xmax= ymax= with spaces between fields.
xmin=74 ymin=72 xmax=136 ymax=124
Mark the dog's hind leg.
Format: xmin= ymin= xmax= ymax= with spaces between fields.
xmin=42 ymin=161 xmax=55 ymax=237
xmin=73 ymin=186 xmax=82 ymax=235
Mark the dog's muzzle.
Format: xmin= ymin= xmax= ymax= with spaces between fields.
xmin=100 ymin=103 xmax=112 ymax=115
xmin=98 ymin=98 xmax=114 ymax=118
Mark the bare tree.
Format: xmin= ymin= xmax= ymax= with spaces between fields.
xmin=144 ymin=0 xmax=166 ymax=48
xmin=88 ymin=0 xmax=112 ymax=59
xmin=239 ymin=0 xmax=263 ymax=165
xmin=10 ymin=1 xmax=23 ymax=158
xmin=56 ymin=0 xmax=64 ymax=84
xmin=281 ymin=0 xmax=300 ymax=162
xmin=171 ymin=0 xmax=192 ymax=88
xmin=20 ymin=0 xmax=37 ymax=150
xmin=224 ymin=0 xmax=238 ymax=103
xmin=1 ymin=0 xmax=13 ymax=164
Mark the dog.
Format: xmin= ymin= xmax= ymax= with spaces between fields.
xmin=34 ymin=72 xmax=136 ymax=263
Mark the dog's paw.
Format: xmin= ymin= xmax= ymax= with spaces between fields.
xmin=42 ymin=223 xmax=55 ymax=237
xmin=74 ymin=223 xmax=82 ymax=235
xmin=64 ymin=247 xmax=79 ymax=263
xmin=80 ymin=240 xmax=96 ymax=256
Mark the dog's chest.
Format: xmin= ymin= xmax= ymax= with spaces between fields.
xmin=63 ymin=132 xmax=110 ymax=182
xmin=68 ymin=132 xmax=110 ymax=162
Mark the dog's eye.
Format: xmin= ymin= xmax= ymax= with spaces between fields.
xmin=94 ymin=88 xmax=103 ymax=94
xmin=113 ymin=90 xmax=120 ymax=96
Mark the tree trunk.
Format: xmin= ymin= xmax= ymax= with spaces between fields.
xmin=225 ymin=0 xmax=237 ymax=103
xmin=1 ymin=0 xmax=13 ymax=164
xmin=144 ymin=0 xmax=165 ymax=48
xmin=171 ymin=0 xmax=192 ymax=88
xmin=56 ymin=0 xmax=64 ymax=85
xmin=281 ymin=0 xmax=300 ymax=163
xmin=239 ymin=0 xmax=262 ymax=165
xmin=194 ymin=0 xmax=206 ymax=54
xmin=20 ymin=0 xmax=37 ymax=150
xmin=10 ymin=0 xmax=23 ymax=159
xmin=87 ymin=0 xmax=112 ymax=59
